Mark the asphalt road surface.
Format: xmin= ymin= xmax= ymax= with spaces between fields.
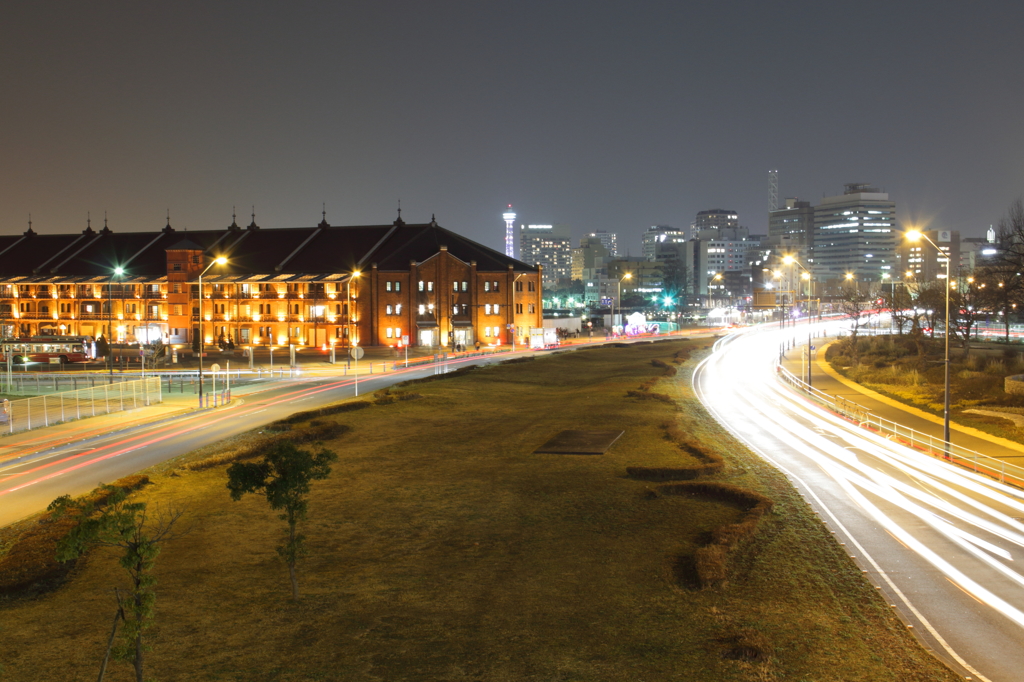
xmin=696 ymin=324 xmax=1024 ymax=682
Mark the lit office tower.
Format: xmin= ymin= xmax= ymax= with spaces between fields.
xmin=503 ymin=204 xmax=516 ymax=258
xmin=813 ymin=183 xmax=897 ymax=282
xmin=586 ymin=230 xmax=619 ymax=257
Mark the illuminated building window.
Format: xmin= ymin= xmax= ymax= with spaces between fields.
xmin=395 ymin=304 xmax=402 ymax=314
xmin=418 ymin=304 xmax=425 ymax=315
xmin=418 ymin=281 xmax=424 ymax=291
xmin=386 ymin=305 xmax=393 ymax=315
xmin=386 ymin=328 xmax=393 ymax=338
xmin=427 ymin=281 xmax=434 ymax=292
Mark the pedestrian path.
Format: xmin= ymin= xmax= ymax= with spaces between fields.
xmin=779 ymin=335 xmax=1024 ymax=467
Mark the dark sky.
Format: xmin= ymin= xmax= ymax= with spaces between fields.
xmin=3 ymin=1 xmax=1022 ymax=253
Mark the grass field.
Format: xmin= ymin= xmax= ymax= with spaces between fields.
xmin=0 ymin=340 xmax=959 ymax=681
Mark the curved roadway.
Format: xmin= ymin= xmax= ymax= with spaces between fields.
xmin=696 ymin=324 xmax=1024 ymax=681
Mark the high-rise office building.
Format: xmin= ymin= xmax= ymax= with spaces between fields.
xmin=768 ymin=198 xmax=814 ymax=263
xmin=692 ymin=209 xmax=739 ymax=237
xmin=896 ymin=229 xmax=961 ymax=283
xmin=812 ymin=183 xmax=897 ymax=282
xmin=520 ymin=224 xmax=572 ymax=287
xmin=586 ymin=230 xmax=618 ymax=257
xmin=642 ymin=225 xmax=686 ymax=261
xmin=572 ymin=237 xmax=609 ymax=282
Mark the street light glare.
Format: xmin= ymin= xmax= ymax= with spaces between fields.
xmin=783 ymin=255 xmax=795 ymax=264
xmin=214 ymin=257 xmax=227 ymax=265
xmin=906 ymin=230 xmax=923 ymax=242
xmin=113 ymin=267 xmax=124 ymax=275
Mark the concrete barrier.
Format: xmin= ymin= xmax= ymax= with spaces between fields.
xmin=1005 ymin=374 xmax=1024 ymax=396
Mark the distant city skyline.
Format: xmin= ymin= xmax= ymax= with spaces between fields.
xmin=3 ymin=3 xmax=1021 ymax=255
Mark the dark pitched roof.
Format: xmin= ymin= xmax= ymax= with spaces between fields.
xmin=0 ymin=221 xmax=535 ymax=280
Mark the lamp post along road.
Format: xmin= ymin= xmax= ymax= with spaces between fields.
xmin=198 ymin=257 xmax=228 ymax=408
xmin=783 ymin=256 xmax=814 ymax=387
xmin=108 ymin=267 xmax=123 ymax=382
xmin=616 ymin=272 xmax=632 ymax=335
xmin=907 ymin=230 xmax=951 ymax=446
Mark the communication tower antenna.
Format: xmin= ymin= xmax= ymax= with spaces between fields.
xmin=769 ymin=170 xmax=779 ymax=212
xmin=503 ymin=204 xmax=516 ymax=258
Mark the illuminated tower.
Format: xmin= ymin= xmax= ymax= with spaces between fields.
xmin=503 ymin=204 xmax=516 ymax=258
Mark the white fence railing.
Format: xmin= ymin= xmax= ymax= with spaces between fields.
xmin=777 ymin=364 xmax=1024 ymax=488
xmin=2 ymin=377 xmax=162 ymax=435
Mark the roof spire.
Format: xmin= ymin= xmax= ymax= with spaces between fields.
xmin=228 ymin=205 xmax=241 ymax=231
xmin=323 ymin=202 xmax=326 ymax=221
xmin=100 ymin=212 xmax=112 ymax=235
xmin=25 ymin=214 xmax=34 ymax=236
xmin=87 ymin=212 xmax=91 ymax=230
xmin=318 ymin=202 xmax=329 ymax=228
xmin=247 ymin=205 xmax=260 ymax=231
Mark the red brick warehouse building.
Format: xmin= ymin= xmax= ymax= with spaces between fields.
xmin=0 ymin=212 xmax=543 ymax=350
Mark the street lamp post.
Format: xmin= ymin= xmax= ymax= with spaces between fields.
xmin=907 ymin=230 xmax=951 ymax=446
xmin=108 ymin=267 xmax=124 ymax=382
xmin=616 ymin=272 xmax=632 ymax=336
xmin=198 ymin=257 xmax=228 ymax=408
xmin=783 ymin=256 xmax=814 ymax=386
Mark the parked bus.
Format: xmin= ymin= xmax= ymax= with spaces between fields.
xmin=0 ymin=336 xmax=94 ymax=364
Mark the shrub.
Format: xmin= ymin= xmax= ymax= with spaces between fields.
xmin=626 ymin=422 xmax=724 ymax=481
xmin=182 ymin=422 xmax=349 ymax=472
xmin=397 ymin=364 xmax=481 ymax=386
xmin=0 ymin=475 xmax=150 ymax=597
xmin=276 ymin=400 xmax=371 ymax=425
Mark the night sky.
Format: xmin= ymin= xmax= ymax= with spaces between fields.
xmin=3 ymin=2 xmax=1022 ymax=253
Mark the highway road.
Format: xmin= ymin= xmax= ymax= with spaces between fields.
xmin=695 ymin=324 xmax=1024 ymax=682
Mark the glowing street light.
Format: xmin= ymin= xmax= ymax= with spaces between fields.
xmin=906 ymin=229 xmax=951 ymax=446
xmin=198 ymin=256 xmax=228 ymax=407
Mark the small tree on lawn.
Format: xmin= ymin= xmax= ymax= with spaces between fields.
xmin=49 ymin=487 xmax=184 ymax=682
xmin=227 ymin=440 xmax=338 ymax=600
xmin=837 ymin=286 xmax=871 ymax=364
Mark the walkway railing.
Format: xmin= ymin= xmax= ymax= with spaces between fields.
xmin=777 ymin=364 xmax=1024 ymax=489
xmin=1 ymin=377 xmax=163 ymax=435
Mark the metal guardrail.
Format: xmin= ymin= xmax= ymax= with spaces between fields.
xmin=777 ymin=364 xmax=1024 ymax=489
xmin=1 ymin=377 xmax=163 ymax=435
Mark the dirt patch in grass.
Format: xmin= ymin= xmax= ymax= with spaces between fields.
xmin=0 ymin=341 xmax=958 ymax=681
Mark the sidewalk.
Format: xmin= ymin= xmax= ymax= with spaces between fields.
xmin=779 ymin=333 xmax=1024 ymax=468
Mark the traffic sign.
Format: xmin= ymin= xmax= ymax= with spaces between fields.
xmin=349 ymin=347 xmax=365 ymax=360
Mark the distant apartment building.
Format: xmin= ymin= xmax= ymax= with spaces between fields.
xmin=520 ymin=224 xmax=572 ymax=287
xmin=812 ymin=183 xmax=897 ymax=283
xmin=642 ymin=225 xmax=686 ymax=261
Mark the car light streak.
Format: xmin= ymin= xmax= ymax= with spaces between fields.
xmin=696 ymin=324 xmax=1024 ymax=680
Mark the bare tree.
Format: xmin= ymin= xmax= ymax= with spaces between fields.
xmin=837 ymin=286 xmax=871 ymax=363
xmin=881 ymin=284 xmax=915 ymax=335
xmin=976 ymin=262 xmax=1024 ymax=343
